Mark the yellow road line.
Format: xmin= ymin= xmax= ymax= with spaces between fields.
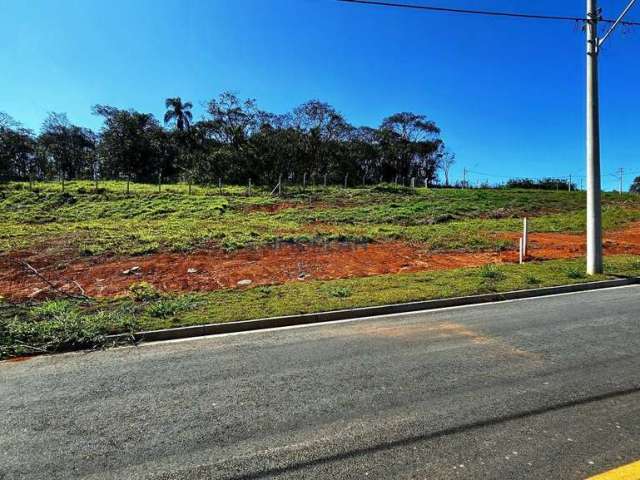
xmin=587 ymin=460 xmax=640 ymax=480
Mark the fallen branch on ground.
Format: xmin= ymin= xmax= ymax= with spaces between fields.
xmin=20 ymin=261 xmax=91 ymax=302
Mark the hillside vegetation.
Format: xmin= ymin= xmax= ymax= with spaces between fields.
xmin=2 ymin=181 xmax=640 ymax=256
xmin=2 ymin=181 xmax=640 ymax=359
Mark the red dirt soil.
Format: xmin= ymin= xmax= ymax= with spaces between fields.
xmin=1 ymin=223 xmax=640 ymax=301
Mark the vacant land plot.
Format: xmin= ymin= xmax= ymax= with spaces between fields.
xmin=1 ymin=181 xmax=640 ymax=359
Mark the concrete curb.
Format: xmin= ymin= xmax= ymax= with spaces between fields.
xmin=107 ymin=277 xmax=639 ymax=344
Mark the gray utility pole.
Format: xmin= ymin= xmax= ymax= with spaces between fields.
xmin=585 ymin=0 xmax=637 ymax=275
xmin=611 ymin=168 xmax=624 ymax=195
xmin=617 ymin=168 xmax=624 ymax=195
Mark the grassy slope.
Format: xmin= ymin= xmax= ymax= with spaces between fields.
xmin=2 ymin=255 xmax=639 ymax=359
xmin=2 ymin=181 xmax=640 ymax=359
xmin=2 ymin=180 xmax=640 ymax=255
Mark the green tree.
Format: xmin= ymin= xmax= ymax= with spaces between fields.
xmin=439 ymin=151 xmax=456 ymax=187
xmin=38 ymin=113 xmax=95 ymax=190
xmin=0 ymin=112 xmax=37 ymax=184
xmin=379 ymin=112 xmax=442 ymax=183
xmin=249 ymin=115 xmax=306 ymax=186
xmin=163 ymin=97 xmax=193 ymax=132
xmin=205 ymin=92 xmax=260 ymax=181
xmin=344 ymin=127 xmax=380 ymax=185
xmin=293 ymin=100 xmax=350 ymax=180
xmin=149 ymin=127 xmax=178 ymax=191
xmin=177 ymin=121 xmax=212 ymax=194
xmin=93 ymin=105 xmax=161 ymax=193
xmin=2 ymin=93 xmax=453 ymax=189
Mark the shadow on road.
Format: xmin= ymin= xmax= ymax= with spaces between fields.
xmin=226 ymin=384 xmax=640 ymax=480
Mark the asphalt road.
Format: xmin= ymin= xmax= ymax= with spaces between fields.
xmin=2 ymin=286 xmax=640 ymax=479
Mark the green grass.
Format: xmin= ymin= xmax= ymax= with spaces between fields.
xmin=3 ymin=181 xmax=639 ymax=360
xmin=2 ymin=255 xmax=639 ymax=360
xmin=1 ymin=180 xmax=640 ymax=255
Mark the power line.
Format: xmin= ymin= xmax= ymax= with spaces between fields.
xmin=608 ymin=169 xmax=640 ymax=176
xmin=466 ymin=169 xmax=584 ymax=180
xmin=337 ymin=0 xmax=640 ymax=26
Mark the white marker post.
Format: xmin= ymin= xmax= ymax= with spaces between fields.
xmin=519 ymin=238 xmax=524 ymax=264
xmin=523 ymin=217 xmax=529 ymax=259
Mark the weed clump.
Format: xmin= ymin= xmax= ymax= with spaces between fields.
xmin=0 ymin=300 xmax=138 ymax=359
xmin=565 ymin=268 xmax=586 ymax=279
xmin=479 ymin=264 xmax=506 ymax=281
xmin=145 ymin=296 xmax=201 ymax=319
xmin=256 ymin=286 xmax=274 ymax=298
xmin=525 ymin=274 xmax=541 ymax=285
xmin=326 ymin=286 xmax=352 ymax=298
xmin=129 ymin=282 xmax=160 ymax=301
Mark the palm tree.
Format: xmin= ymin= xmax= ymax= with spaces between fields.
xmin=164 ymin=97 xmax=193 ymax=131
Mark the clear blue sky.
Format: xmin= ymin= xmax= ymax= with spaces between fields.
xmin=1 ymin=0 xmax=638 ymax=189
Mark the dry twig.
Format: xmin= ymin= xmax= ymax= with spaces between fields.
xmin=21 ymin=261 xmax=90 ymax=301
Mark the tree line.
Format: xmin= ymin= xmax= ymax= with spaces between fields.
xmin=505 ymin=178 xmax=577 ymax=191
xmin=0 ymin=92 xmax=454 ymax=191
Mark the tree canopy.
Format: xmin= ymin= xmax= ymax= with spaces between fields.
xmin=0 ymin=92 xmax=450 ymax=188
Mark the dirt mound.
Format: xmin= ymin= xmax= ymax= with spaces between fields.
xmin=1 ymin=223 xmax=639 ymax=301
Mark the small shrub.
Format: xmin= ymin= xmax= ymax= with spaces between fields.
xmin=129 ymin=282 xmax=160 ymax=301
xmin=52 ymin=192 xmax=77 ymax=206
xmin=479 ymin=264 xmax=505 ymax=281
xmin=79 ymin=245 xmax=101 ymax=256
xmin=31 ymin=300 xmax=77 ymax=321
xmin=145 ymin=296 xmax=200 ymax=318
xmin=256 ymin=286 xmax=273 ymax=298
xmin=1 ymin=304 xmax=138 ymax=359
xmin=487 ymin=208 xmax=512 ymax=219
xmin=566 ymin=268 xmax=586 ymax=279
xmin=327 ymin=286 xmax=352 ymax=298
xmin=430 ymin=214 xmax=456 ymax=224
xmin=525 ymin=274 xmax=541 ymax=285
